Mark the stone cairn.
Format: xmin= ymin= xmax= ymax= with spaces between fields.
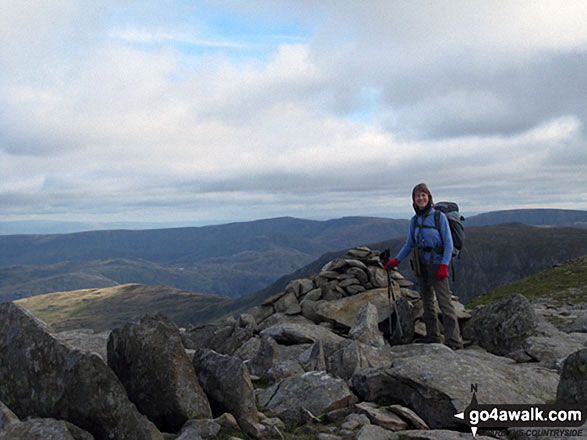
xmin=250 ymin=246 xmax=465 ymax=342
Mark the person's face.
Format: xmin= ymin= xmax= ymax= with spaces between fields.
xmin=414 ymin=191 xmax=429 ymax=209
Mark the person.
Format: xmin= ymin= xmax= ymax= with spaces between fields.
xmin=384 ymin=183 xmax=464 ymax=350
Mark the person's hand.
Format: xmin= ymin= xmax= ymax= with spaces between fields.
xmin=437 ymin=264 xmax=449 ymax=280
xmin=383 ymin=258 xmax=399 ymax=271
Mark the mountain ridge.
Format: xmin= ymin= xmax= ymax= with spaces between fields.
xmin=1 ymin=209 xmax=586 ymax=304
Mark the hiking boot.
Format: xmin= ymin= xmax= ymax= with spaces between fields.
xmin=446 ymin=341 xmax=464 ymax=350
xmin=414 ymin=335 xmax=441 ymax=344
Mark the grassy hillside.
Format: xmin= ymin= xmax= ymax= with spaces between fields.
xmin=467 ymin=255 xmax=587 ymax=308
xmin=15 ymin=284 xmax=233 ymax=332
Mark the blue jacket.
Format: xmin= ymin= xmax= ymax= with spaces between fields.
xmin=396 ymin=208 xmax=454 ymax=266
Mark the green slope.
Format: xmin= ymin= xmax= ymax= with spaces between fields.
xmin=15 ymin=283 xmax=233 ymax=332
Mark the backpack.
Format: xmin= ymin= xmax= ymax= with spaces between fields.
xmin=433 ymin=201 xmax=465 ymax=257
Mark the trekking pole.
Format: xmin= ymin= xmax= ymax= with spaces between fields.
xmin=386 ymin=267 xmax=403 ymax=339
xmin=380 ymin=249 xmax=403 ymax=340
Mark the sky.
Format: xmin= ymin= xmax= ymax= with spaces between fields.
xmin=1 ymin=0 xmax=586 ymax=230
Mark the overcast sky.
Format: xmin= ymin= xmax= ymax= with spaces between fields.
xmin=1 ymin=0 xmax=586 ymax=228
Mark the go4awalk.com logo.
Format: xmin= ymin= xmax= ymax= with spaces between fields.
xmin=454 ymin=392 xmax=586 ymax=437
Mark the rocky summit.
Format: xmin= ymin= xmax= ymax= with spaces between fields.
xmin=1 ymin=246 xmax=586 ymax=439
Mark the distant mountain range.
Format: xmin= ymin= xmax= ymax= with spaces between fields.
xmin=15 ymin=230 xmax=587 ymax=332
xmin=0 ymin=216 xmax=408 ymax=301
xmin=465 ymin=208 xmax=587 ymax=228
xmin=1 ymin=209 xmax=586 ymax=306
xmin=233 ymin=223 xmax=587 ymax=315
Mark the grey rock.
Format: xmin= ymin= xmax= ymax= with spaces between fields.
xmin=351 ymin=346 xmax=558 ymax=429
xmin=303 ymin=288 xmax=322 ymax=302
xmin=327 ymin=340 xmax=395 ymax=381
xmin=299 ymin=340 xmax=327 ymax=372
xmin=355 ymin=401 xmax=408 ymax=431
xmin=564 ymin=313 xmax=587 ymax=333
xmin=346 ymin=247 xmax=373 ymax=259
xmin=257 ymin=312 xmax=315 ymax=331
xmin=237 ymin=313 xmax=258 ymax=330
xmin=235 ymin=336 xmax=281 ymax=382
xmin=287 ymin=278 xmax=315 ymax=297
xmin=314 ymin=287 xmax=400 ymax=329
xmin=387 ymin=404 xmax=429 ymax=429
xmin=354 ymin=424 xmax=398 ymax=440
xmin=346 ymin=267 xmax=369 ymax=285
xmin=248 ymin=305 xmax=274 ymax=325
xmin=0 ymin=418 xmax=94 ymax=440
xmin=176 ymin=418 xmax=220 ymax=439
xmin=0 ymin=401 xmax=19 ymax=430
xmin=258 ymin=371 xmax=358 ymax=425
xmin=259 ymin=322 xmax=345 ymax=356
xmin=273 ymin=290 xmax=300 ymax=314
xmin=346 ymin=285 xmax=367 ymax=295
xmin=0 ymin=302 xmax=162 ymax=440
xmin=182 ymin=321 xmax=235 ymax=351
xmin=462 ymin=293 xmax=538 ymax=356
xmin=55 ymin=329 xmax=110 ymax=362
xmin=107 ymin=314 xmax=212 ymax=432
xmin=556 ymin=348 xmax=587 ymax=404
xmin=193 ymin=349 xmax=259 ymax=436
xmin=349 ymin=303 xmax=385 ymax=347
xmin=300 ymin=298 xmax=322 ymax=323
xmin=516 ymin=333 xmax=586 ymax=370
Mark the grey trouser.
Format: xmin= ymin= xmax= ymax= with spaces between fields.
xmin=418 ymin=264 xmax=463 ymax=346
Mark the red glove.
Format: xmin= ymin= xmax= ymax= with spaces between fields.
xmin=437 ymin=264 xmax=449 ymax=281
xmin=384 ymin=258 xmax=399 ymax=271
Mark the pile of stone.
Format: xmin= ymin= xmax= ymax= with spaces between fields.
xmin=1 ymin=246 xmax=586 ymax=440
xmin=250 ymin=246 xmax=467 ymax=344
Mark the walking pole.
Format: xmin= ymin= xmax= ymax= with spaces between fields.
xmin=380 ymin=249 xmax=403 ymax=340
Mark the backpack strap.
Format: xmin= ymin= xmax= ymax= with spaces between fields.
xmin=414 ymin=211 xmax=443 ymax=254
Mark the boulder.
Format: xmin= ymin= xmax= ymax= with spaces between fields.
xmin=273 ymin=290 xmax=301 ymax=315
xmin=349 ymin=303 xmax=385 ymax=347
xmin=192 ymin=348 xmax=260 ymax=436
xmin=462 ymin=293 xmax=538 ymax=356
xmin=387 ymin=404 xmax=429 ymax=429
xmin=107 ymin=314 xmax=212 ymax=432
xmin=176 ymin=418 xmax=221 ymax=439
xmin=259 ymin=322 xmax=345 ymax=356
xmin=556 ymin=348 xmax=587 ymax=404
xmin=0 ymin=418 xmax=94 ymax=440
xmin=55 ymin=329 xmax=110 ymax=362
xmin=234 ymin=336 xmax=281 ymax=381
xmin=0 ymin=302 xmax=163 ymax=440
xmin=382 ymin=294 xmax=414 ymax=345
xmin=354 ymin=424 xmax=397 ymax=440
xmin=182 ymin=316 xmax=256 ymax=356
xmin=0 ymin=401 xmax=19 ymax=431
xmin=258 ymin=371 xmax=358 ymax=426
xmin=326 ymin=340 xmax=395 ymax=381
xmin=355 ymin=401 xmax=408 ymax=430
xmin=564 ymin=313 xmax=587 ymax=333
xmin=351 ymin=346 xmax=559 ymax=429
xmin=314 ymin=287 xmax=401 ymax=329
xmin=299 ymin=340 xmax=327 ymax=372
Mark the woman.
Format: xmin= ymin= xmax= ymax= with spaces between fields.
xmin=384 ymin=183 xmax=464 ymax=350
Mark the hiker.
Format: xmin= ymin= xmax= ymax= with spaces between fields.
xmin=384 ymin=183 xmax=464 ymax=350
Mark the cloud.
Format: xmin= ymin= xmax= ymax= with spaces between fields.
xmin=0 ymin=1 xmax=586 ymax=225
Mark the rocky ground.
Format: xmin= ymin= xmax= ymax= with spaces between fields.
xmin=1 ymin=246 xmax=585 ymax=439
